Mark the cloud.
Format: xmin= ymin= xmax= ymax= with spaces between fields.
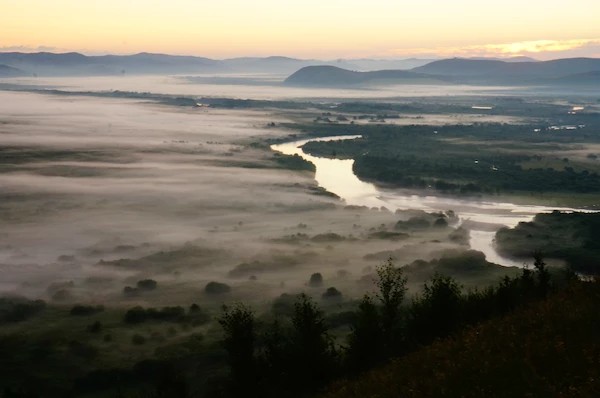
xmin=0 ymin=45 xmax=63 ymax=53
xmin=389 ymin=38 xmax=600 ymax=60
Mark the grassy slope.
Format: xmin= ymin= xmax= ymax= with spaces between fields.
xmin=322 ymin=280 xmax=600 ymax=398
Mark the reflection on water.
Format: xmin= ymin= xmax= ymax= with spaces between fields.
xmin=273 ymin=135 xmax=384 ymax=209
xmin=272 ymin=135 xmax=591 ymax=267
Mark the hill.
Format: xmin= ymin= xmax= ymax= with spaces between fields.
xmin=284 ymin=65 xmax=441 ymax=86
xmin=0 ymin=52 xmax=222 ymax=76
xmin=0 ymin=64 xmax=26 ymax=77
xmin=413 ymin=57 xmax=600 ymax=83
xmin=0 ymin=52 xmax=435 ymax=77
xmin=322 ymin=280 xmax=600 ymax=398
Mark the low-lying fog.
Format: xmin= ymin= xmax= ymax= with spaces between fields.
xmin=0 ymin=86 xmax=492 ymax=309
xmin=1 ymin=74 xmax=520 ymax=100
xmin=0 ymin=78 xmax=572 ymax=311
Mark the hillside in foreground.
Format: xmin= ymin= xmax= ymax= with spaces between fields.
xmin=322 ymin=279 xmax=600 ymax=398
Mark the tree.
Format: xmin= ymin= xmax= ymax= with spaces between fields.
xmin=218 ymin=303 xmax=257 ymax=396
xmin=289 ymin=294 xmax=337 ymax=392
xmin=346 ymin=295 xmax=383 ymax=372
xmin=533 ymin=252 xmax=550 ymax=298
xmin=375 ymin=258 xmax=407 ymax=343
xmin=409 ymin=274 xmax=462 ymax=344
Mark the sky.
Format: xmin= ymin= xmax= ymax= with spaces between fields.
xmin=1 ymin=0 xmax=600 ymax=59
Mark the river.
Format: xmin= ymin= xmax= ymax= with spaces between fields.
xmin=272 ymin=135 xmax=588 ymax=268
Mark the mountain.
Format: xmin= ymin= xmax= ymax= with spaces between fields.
xmin=0 ymin=64 xmax=26 ymax=77
xmin=0 ymin=52 xmax=223 ymax=76
xmin=0 ymin=52 xmax=432 ymax=77
xmin=284 ymin=65 xmax=441 ymax=86
xmin=550 ymin=70 xmax=600 ymax=86
xmin=413 ymin=57 xmax=600 ymax=83
xmin=221 ymin=56 xmax=357 ymax=74
xmin=338 ymin=58 xmax=436 ymax=71
xmin=467 ymin=56 xmax=538 ymax=62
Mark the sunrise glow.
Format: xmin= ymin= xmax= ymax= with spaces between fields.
xmin=2 ymin=0 xmax=600 ymax=59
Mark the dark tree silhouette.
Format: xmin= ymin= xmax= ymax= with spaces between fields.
xmin=346 ymin=294 xmax=383 ymax=372
xmin=376 ymin=258 xmax=407 ymax=345
xmin=218 ymin=303 xmax=257 ymax=396
xmin=533 ymin=252 xmax=550 ymax=298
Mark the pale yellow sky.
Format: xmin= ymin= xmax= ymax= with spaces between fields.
xmin=1 ymin=0 xmax=600 ymax=59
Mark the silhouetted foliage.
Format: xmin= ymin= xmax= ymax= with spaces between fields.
xmin=375 ymin=258 xmax=407 ymax=347
xmin=218 ymin=303 xmax=257 ymax=396
xmin=309 ymin=272 xmax=324 ymax=287
xmin=0 ymin=298 xmax=46 ymax=323
xmin=136 ymin=279 xmax=158 ymax=291
xmin=322 ymin=287 xmax=342 ymax=300
xmin=287 ymin=294 xmax=338 ymax=392
xmin=70 ymin=304 xmax=104 ymax=316
xmin=346 ymin=295 xmax=383 ymax=372
xmin=205 ymin=281 xmax=231 ymax=295
xmin=124 ymin=306 xmax=186 ymax=324
xmin=409 ymin=274 xmax=462 ymax=344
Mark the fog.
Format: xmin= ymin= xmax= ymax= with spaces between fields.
xmin=7 ymin=72 xmax=590 ymax=315
xmin=0 ymin=87 xmax=477 ymax=310
xmin=1 ymin=74 xmax=521 ymax=100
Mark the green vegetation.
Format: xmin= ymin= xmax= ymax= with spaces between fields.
xmin=0 ymin=297 xmax=46 ymax=323
xmin=496 ymin=211 xmax=600 ymax=274
xmin=272 ymin=153 xmax=316 ymax=172
xmin=322 ymin=279 xmax=600 ymax=398
xmin=204 ymin=281 xmax=232 ymax=295
xmin=0 ymin=255 xmax=585 ymax=397
xmin=298 ymin=122 xmax=600 ymax=196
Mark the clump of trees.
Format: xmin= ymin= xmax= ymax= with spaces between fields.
xmin=308 ymin=272 xmax=323 ymax=287
xmin=124 ymin=305 xmax=209 ymax=325
xmin=216 ymin=255 xmax=565 ymax=397
xmin=205 ymin=281 xmax=231 ymax=295
xmin=0 ymin=297 xmax=46 ymax=323
xmin=70 ymin=304 xmax=104 ymax=316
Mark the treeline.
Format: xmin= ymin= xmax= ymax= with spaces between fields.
xmin=298 ymin=123 xmax=600 ymax=194
xmin=496 ymin=211 xmax=600 ymax=274
xmin=214 ymin=256 xmax=571 ymax=398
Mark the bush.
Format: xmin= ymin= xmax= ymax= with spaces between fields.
xmin=124 ymin=306 xmax=187 ymax=324
xmin=322 ymin=287 xmax=342 ymax=300
xmin=122 ymin=286 xmax=139 ymax=297
xmin=136 ymin=279 xmax=158 ymax=291
xmin=70 ymin=304 xmax=104 ymax=316
xmin=125 ymin=306 xmax=148 ymax=324
xmin=309 ymin=273 xmax=324 ymax=287
xmin=205 ymin=281 xmax=231 ymax=295
xmin=0 ymin=298 xmax=46 ymax=323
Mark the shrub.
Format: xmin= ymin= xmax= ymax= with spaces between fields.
xmin=205 ymin=281 xmax=231 ymax=295
xmin=322 ymin=287 xmax=342 ymax=300
xmin=70 ymin=304 xmax=104 ymax=316
xmin=124 ymin=306 xmax=148 ymax=324
xmin=0 ymin=298 xmax=46 ymax=323
xmin=122 ymin=286 xmax=139 ymax=297
xmin=136 ymin=279 xmax=158 ymax=291
xmin=309 ymin=273 xmax=323 ymax=287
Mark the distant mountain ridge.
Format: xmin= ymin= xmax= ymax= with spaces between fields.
xmin=412 ymin=57 xmax=600 ymax=83
xmin=0 ymin=64 xmax=26 ymax=77
xmin=284 ymin=65 xmax=441 ymax=86
xmin=285 ymin=57 xmax=600 ymax=87
xmin=0 ymin=52 xmax=434 ymax=77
